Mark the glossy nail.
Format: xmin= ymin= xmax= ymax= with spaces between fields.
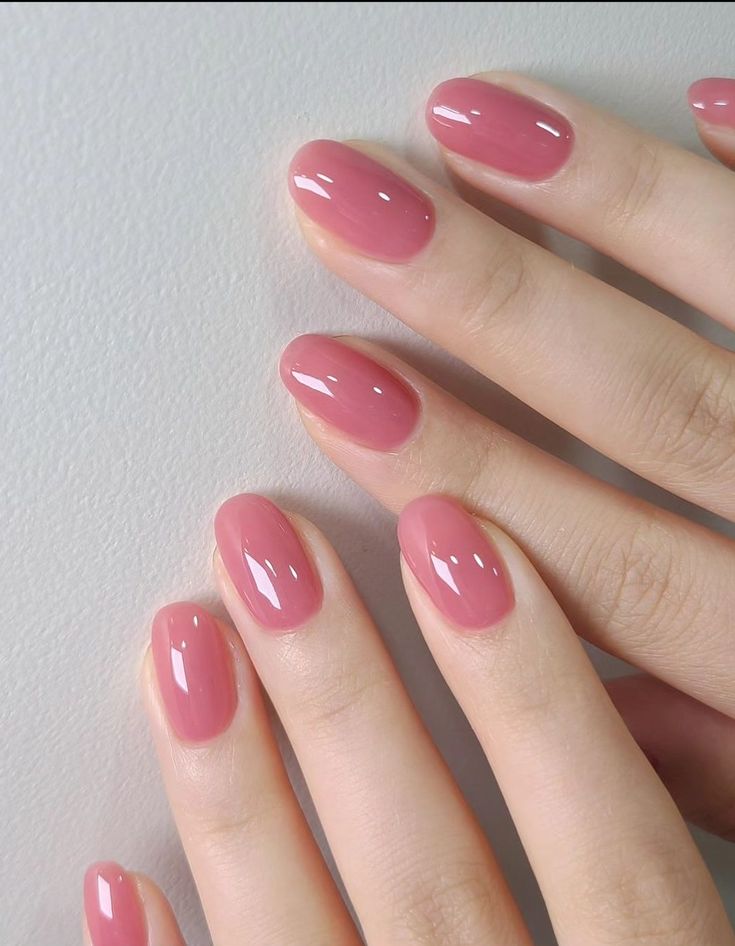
xmin=84 ymin=862 xmax=147 ymax=946
xmin=288 ymin=139 xmax=435 ymax=262
xmin=215 ymin=494 xmax=322 ymax=631
xmin=152 ymin=603 xmax=237 ymax=742
xmin=426 ymin=77 xmax=574 ymax=180
xmin=398 ymin=495 xmax=513 ymax=631
xmin=688 ymin=77 xmax=735 ymax=128
xmin=280 ymin=335 xmax=420 ymax=450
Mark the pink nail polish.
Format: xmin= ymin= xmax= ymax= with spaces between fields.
xmin=688 ymin=77 xmax=735 ymax=128
xmin=280 ymin=335 xmax=420 ymax=451
xmin=215 ymin=494 xmax=322 ymax=631
xmin=151 ymin=603 xmax=237 ymax=743
xmin=426 ymin=77 xmax=574 ymax=180
xmin=288 ymin=139 xmax=435 ymax=262
xmin=84 ymin=862 xmax=147 ymax=946
xmin=398 ymin=495 xmax=513 ymax=631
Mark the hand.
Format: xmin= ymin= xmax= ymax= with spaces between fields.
xmin=82 ymin=74 xmax=735 ymax=945
xmin=282 ymin=73 xmax=735 ymax=837
xmin=86 ymin=492 xmax=731 ymax=946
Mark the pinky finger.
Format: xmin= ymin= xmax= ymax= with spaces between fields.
xmin=688 ymin=77 xmax=735 ymax=169
xmin=83 ymin=862 xmax=186 ymax=946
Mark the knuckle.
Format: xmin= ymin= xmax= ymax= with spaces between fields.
xmin=647 ymin=350 xmax=735 ymax=480
xmin=455 ymin=239 xmax=533 ymax=341
xmin=573 ymin=838 xmax=714 ymax=945
xmin=458 ymin=425 xmax=519 ymax=511
xmin=290 ymin=653 xmax=389 ymax=736
xmin=593 ymin=516 xmax=688 ymax=643
xmin=395 ymin=860 xmax=498 ymax=946
xmin=604 ymin=139 xmax=667 ymax=230
xmin=184 ymin=763 xmax=281 ymax=849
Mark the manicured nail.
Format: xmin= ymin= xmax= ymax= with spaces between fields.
xmin=151 ymin=603 xmax=237 ymax=742
xmin=215 ymin=494 xmax=322 ymax=631
xmin=288 ymin=139 xmax=435 ymax=262
xmin=84 ymin=862 xmax=147 ymax=946
xmin=280 ymin=335 xmax=420 ymax=451
xmin=398 ymin=495 xmax=513 ymax=630
xmin=688 ymin=77 xmax=735 ymax=128
xmin=426 ymin=77 xmax=574 ymax=180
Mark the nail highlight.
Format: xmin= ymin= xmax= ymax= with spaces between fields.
xmin=215 ymin=494 xmax=322 ymax=631
xmin=688 ymin=77 xmax=735 ymax=128
xmin=288 ymin=139 xmax=435 ymax=262
xmin=152 ymin=603 xmax=237 ymax=742
xmin=426 ymin=77 xmax=574 ymax=180
xmin=398 ymin=495 xmax=513 ymax=630
xmin=280 ymin=335 xmax=420 ymax=450
xmin=84 ymin=862 xmax=147 ymax=946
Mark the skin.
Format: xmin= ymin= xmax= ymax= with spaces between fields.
xmin=84 ymin=74 xmax=735 ymax=944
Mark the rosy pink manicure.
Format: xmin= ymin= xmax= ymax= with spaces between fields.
xmin=426 ymin=77 xmax=574 ymax=180
xmin=398 ymin=495 xmax=513 ymax=631
xmin=84 ymin=862 xmax=147 ymax=946
xmin=280 ymin=335 xmax=420 ymax=451
xmin=688 ymin=77 xmax=735 ymax=128
xmin=152 ymin=603 xmax=237 ymax=742
xmin=215 ymin=494 xmax=322 ymax=631
xmin=288 ymin=139 xmax=435 ymax=262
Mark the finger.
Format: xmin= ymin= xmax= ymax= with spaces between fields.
xmin=688 ymin=78 xmax=735 ymax=170
xmin=397 ymin=495 xmax=734 ymax=946
xmin=213 ymin=493 xmax=532 ymax=946
xmin=279 ymin=334 xmax=735 ymax=718
xmin=426 ymin=71 xmax=735 ymax=329
xmin=83 ymin=863 xmax=186 ymax=946
xmin=142 ymin=603 xmax=359 ymax=946
xmin=288 ymin=140 xmax=735 ymax=520
xmin=608 ymin=674 xmax=735 ymax=842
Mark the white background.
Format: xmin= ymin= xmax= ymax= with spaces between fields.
xmin=2 ymin=3 xmax=734 ymax=943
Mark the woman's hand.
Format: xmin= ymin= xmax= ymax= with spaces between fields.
xmin=86 ymin=493 xmax=732 ymax=946
xmin=281 ymin=73 xmax=735 ymax=834
xmin=82 ymin=74 xmax=735 ymax=945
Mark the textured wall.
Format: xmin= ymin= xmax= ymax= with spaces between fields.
xmin=2 ymin=3 xmax=734 ymax=943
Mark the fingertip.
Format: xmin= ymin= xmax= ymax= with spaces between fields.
xmin=83 ymin=861 xmax=148 ymax=946
xmin=687 ymin=77 xmax=735 ymax=169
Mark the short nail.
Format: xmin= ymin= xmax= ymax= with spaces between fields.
xmin=215 ymin=494 xmax=322 ymax=631
xmin=151 ymin=603 xmax=237 ymax=742
xmin=280 ymin=335 xmax=420 ymax=451
xmin=84 ymin=862 xmax=147 ymax=946
xmin=398 ymin=495 xmax=513 ymax=631
xmin=688 ymin=77 xmax=735 ymax=128
xmin=426 ymin=77 xmax=574 ymax=180
xmin=288 ymin=139 xmax=435 ymax=262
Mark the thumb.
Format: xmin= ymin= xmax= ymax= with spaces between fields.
xmin=607 ymin=674 xmax=735 ymax=843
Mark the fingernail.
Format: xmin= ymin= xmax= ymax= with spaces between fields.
xmin=280 ymin=335 xmax=420 ymax=451
xmin=426 ymin=77 xmax=574 ymax=180
xmin=288 ymin=139 xmax=435 ymax=262
xmin=215 ymin=494 xmax=322 ymax=631
xmin=398 ymin=495 xmax=513 ymax=631
xmin=688 ymin=77 xmax=735 ymax=128
xmin=151 ymin=603 xmax=237 ymax=742
xmin=84 ymin=862 xmax=147 ymax=946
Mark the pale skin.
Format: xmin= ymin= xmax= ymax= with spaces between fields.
xmin=84 ymin=74 xmax=735 ymax=945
